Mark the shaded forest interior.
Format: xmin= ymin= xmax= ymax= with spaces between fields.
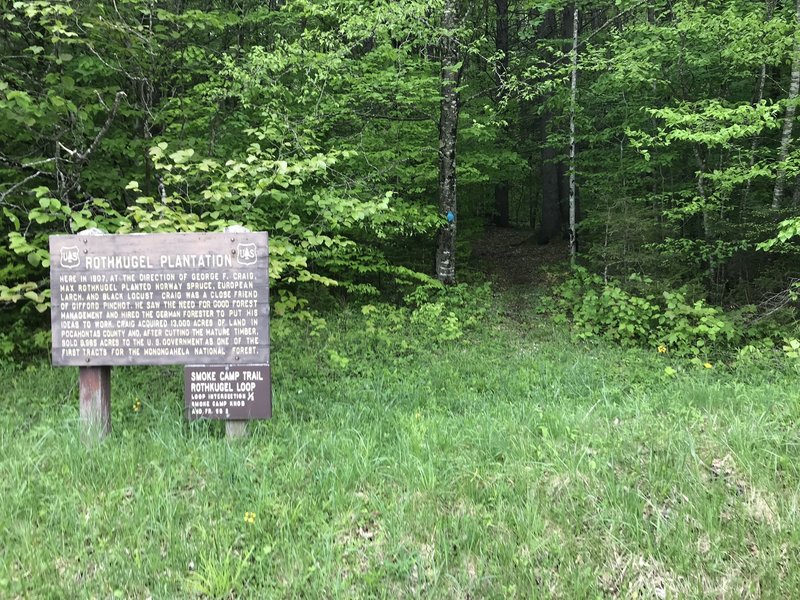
xmin=2 ymin=0 xmax=800 ymax=355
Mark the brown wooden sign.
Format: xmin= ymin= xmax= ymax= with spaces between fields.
xmin=49 ymin=231 xmax=269 ymax=366
xmin=184 ymin=364 xmax=271 ymax=420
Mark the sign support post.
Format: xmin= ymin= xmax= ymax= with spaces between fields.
xmin=224 ymin=225 xmax=252 ymax=440
xmin=77 ymin=228 xmax=111 ymax=443
xmin=225 ymin=421 xmax=248 ymax=439
xmin=79 ymin=365 xmax=111 ymax=441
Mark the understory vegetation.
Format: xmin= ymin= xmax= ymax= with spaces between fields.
xmin=2 ymin=290 xmax=799 ymax=598
xmin=547 ymin=266 xmax=800 ymax=360
xmin=3 ymin=0 xmax=800 ymax=354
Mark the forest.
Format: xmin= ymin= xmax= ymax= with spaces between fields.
xmin=1 ymin=0 xmax=800 ymax=355
xmin=2 ymin=1 xmax=800 ymax=597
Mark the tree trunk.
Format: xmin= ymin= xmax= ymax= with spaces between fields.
xmin=436 ymin=0 xmax=460 ymax=284
xmin=568 ymin=3 xmax=579 ymax=262
xmin=742 ymin=1 xmax=775 ymax=216
xmin=772 ymin=0 xmax=800 ymax=210
xmin=538 ymin=112 xmax=562 ymax=244
xmin=493 ymin=0 xmax=511 ymax=226
xmin=536 ymin=9 xmax=562 ymax=245
xmin=494 ymin=182 xmax=510 ymax=226
xmin=793 ymin=173 xmax=800 ymax=205
xmin=694 ymin=147 xmax=718 ymax=291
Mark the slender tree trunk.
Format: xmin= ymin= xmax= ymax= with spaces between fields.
xmin=694 ymin=147 xmax=717 ymax=291
xmin=536 ymin=9 xmax=562 ymax=244
xmin=742 ymin=0 xmax=775 ymax=215
xmin=519 ymin=96 xmax=537 ymax=228
xmin=773 ymin=0 xmax=800 ymax=210
xmin=494 ymin=183 xmax=510 ymax=225
xmin=568 ymin=3 xmax=579 ymax=263
xmin=436 ymin=0 xmax=460 ymax=284
xmin=493 ymin=0 xmax=510 ymax=226
xmin=538 ymin=113 xmax=562 ymax=244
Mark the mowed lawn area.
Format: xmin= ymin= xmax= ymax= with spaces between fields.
xmin=2 ymin=298 xmax=799 ymax=598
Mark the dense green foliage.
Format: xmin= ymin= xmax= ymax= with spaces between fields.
xmin=549 ymin=267 xmax=742 ymax=356
xmin=0 ymin=0 xmax=456 ymax=351
xmin=3 ymin=0 xmax=800 ymax=353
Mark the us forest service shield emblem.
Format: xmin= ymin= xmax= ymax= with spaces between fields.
xmin=237 ymin=242 xmax=257 ymax=266
xmin=60 ymin=245 xmax=80 ymax=269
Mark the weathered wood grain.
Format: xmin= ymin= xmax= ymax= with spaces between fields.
xmin=79 ymin=366 xmax=111 ymax=441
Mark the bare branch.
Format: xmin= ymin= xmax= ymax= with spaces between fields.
xmin=76 ymin=91 xmax=127 ymax=163
xmin=0 ymin=171 xmax=44 ymax=204
xmin=753 ymin=278 xmax=800 ymax=322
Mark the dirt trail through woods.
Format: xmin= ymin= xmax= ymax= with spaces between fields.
xmin=472 ymin=225 xmax=567 ymax=288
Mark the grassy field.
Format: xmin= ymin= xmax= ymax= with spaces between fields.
xmin=1 ymin=289 xmax=799 ymax=598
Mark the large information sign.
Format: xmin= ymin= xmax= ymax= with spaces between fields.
xmin=49 ymin=231 xmax=269 ymax=366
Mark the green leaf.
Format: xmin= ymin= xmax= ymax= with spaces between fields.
xmin=169 ymin=148 xmax=195 ymax=164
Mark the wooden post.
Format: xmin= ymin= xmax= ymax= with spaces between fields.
xmin=224 ymin=224 xmax=251 ymax=440
xmin=225 ymin=420 xmax=248 ymax=439
xmin=77 ymin=228 xmax=112 ymax=443
xmin=79 ymin=366 xmax=111 ymax=441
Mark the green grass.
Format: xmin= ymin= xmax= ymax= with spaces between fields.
xmin=1 ymin=292 xmax=799 ymax=598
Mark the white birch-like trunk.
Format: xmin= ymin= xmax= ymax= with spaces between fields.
xmin=568 ymin=4 xmax=579 ymax=263
xmin=436 ymin=0 xmax=460 ymax=284
xmin=743 ymin=0 xmax=776 ymax=214
xmin=493 ymin=0 xmax=510 ymax=227
xmin=772 ymin=0 xmax=800 ymax=210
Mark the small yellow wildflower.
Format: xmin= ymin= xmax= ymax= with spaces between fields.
xmin=133 ymin=399 xmax=142 ymax=412
xmin=657 ymin=345 xmax=667 ymax=354
xmin=703 ymin=362 xmax=713 ymax=369
xmin=244 ymin=511 xmax=256 ymax=525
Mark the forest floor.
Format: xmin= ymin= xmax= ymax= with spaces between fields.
xmin=472 ymin=225 xmax=567 ymax=288
xmin=1 ymin=280 xmax=799 ymax=598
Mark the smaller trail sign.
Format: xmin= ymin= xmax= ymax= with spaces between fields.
xmin=185 ymin=364 xmax=271 ymax=420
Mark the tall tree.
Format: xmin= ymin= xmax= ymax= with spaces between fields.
xmin=436 ymin=0 xmax=461 ymax=284
xmin=743 ymin=0 xmax=776 ymax=212
xmin=568 ymin=3 xmax=579 ymax=262
xmin=493 ymin=0 xmax=511 ymax=227
xmin=772 ymin=0 xmax=800 ymax=210
xmin=536 ymin=8 xmax=564 ymax=245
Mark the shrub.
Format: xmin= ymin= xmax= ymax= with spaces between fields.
xmin=551 ymin=267 xmax=740 ymax=356
xmin=359 ymin=282 xmax=495 ymax=348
